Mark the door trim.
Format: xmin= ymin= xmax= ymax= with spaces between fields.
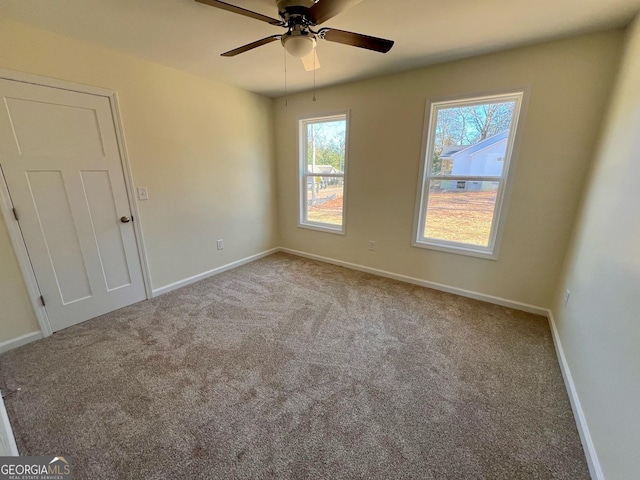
xmin=0 ymin=387 xmax=19 ymax=456
xmin=0 ymin=69 xmax=153 ymax=337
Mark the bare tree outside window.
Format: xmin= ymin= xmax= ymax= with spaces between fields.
xmin=433 ymin=102 xmax=515 ymax=174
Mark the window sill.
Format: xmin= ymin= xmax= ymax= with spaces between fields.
xmin=412 ymin=239 xmax=498 ymax=260
xmin=298 ymin=223 xmax=345 ymax=235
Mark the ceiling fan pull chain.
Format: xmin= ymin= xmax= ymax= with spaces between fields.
xmin=313 ymin=51 xmax=317 ymax=102
xmin=284 ymin=47 xmax=288 ymax=107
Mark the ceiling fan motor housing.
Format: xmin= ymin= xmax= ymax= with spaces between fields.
xmin=276 ymin=0 xmax=317 ymax=13
xmin=277 ymin=0 xmax=318 ymax=26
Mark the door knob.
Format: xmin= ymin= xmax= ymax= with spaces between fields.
xmin=120 ymin=216 xmax=131 ymax=223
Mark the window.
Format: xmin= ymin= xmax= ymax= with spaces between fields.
xmin=299 ymin=113 xmax=348 ymax=233
xmin=414 ymin=92 xmax=524 ymax=258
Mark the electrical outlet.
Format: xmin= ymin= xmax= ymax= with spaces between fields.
xmin=216 ymin=239 xmax=224 ymax=251
xmin=563 ymin=290 xmax=571 ymax=308
xmin=368 ymin=240 xmax=376 ymax=251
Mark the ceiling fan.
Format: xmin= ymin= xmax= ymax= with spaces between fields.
xmin=195 ymin=0 xmax=394 ymax=71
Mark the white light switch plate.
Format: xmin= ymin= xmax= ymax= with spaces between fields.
xmin=137 ymin=187 xmax=149 ymax=201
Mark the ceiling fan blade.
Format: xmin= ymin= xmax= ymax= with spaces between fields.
xmin=319 ymin=28 xmax=394 ymax=53
xmin=195 ymin=0 xmax=284 ymax=26
xmin=301 ymin=49 xmax=321 ymax=71
xmin=221 ymin=35 xmax=282 ymax=57
xmin=307 ymin=0 xmax=363 ymax=25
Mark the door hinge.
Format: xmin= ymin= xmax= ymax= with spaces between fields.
xmin=12 ymin=207 xmax=18 ymax=221
xmin=39 ymin=295 xmax=46 ymax=307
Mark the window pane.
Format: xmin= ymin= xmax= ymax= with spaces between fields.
xmin=307 ymin=120 xmax=346 ymax=174
xmin=306 ymin=176 xmax=344 ymax=227
xmin=432 ymin=101 xmax=515 ymax=177
xmin=424 ymin=180 xmax=500 ymax=247
xmin=300 ymin=114 xmax=348 ymax=233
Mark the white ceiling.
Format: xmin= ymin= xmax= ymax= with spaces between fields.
xmin=2 ymin=0 xmax=640 ymax=97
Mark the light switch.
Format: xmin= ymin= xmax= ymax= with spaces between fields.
xmin=137 ymin=187 xmax=149 ymax=201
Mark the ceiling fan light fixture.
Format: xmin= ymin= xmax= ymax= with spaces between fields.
xmin=282 ymin=34 xmax=316 ymax=58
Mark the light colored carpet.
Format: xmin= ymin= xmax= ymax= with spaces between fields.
xmin=0 ymin=253 xmax=589 ymax=479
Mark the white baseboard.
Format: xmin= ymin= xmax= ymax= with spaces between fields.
xmin=279 ymin=248 xmax=548 ymax=316
xmin=0 ymin=331 xmax=42 ymax=355
xmin=152 ymin=248 xmax=280 ymax=297
xmin=152 ymin=245 xmax=547 ymax=316
xmin=547 ymin=310 xmax=603 ymax=480
xmin=0 ymin=389 xmax=19 ymax=456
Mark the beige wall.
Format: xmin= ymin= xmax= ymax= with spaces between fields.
xmin=275 ymin=31 xmax=624 ymax=308
xmin=552 ymin=15 xmax=640 ymax=480
xmin=0 ymin=18 xmax=277 ymax=343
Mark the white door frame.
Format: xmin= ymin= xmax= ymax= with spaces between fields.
xmin=0 ymin=69 xmax=153 ymax=337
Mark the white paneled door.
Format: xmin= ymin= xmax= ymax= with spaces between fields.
xmin=0 ymin=78 xmax=146 ymax=332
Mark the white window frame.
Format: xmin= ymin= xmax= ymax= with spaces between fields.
xmin=413 ymin=91 xmax=525 ymax=259
xmin=298 ymin=112 xmax=349 ymax=234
